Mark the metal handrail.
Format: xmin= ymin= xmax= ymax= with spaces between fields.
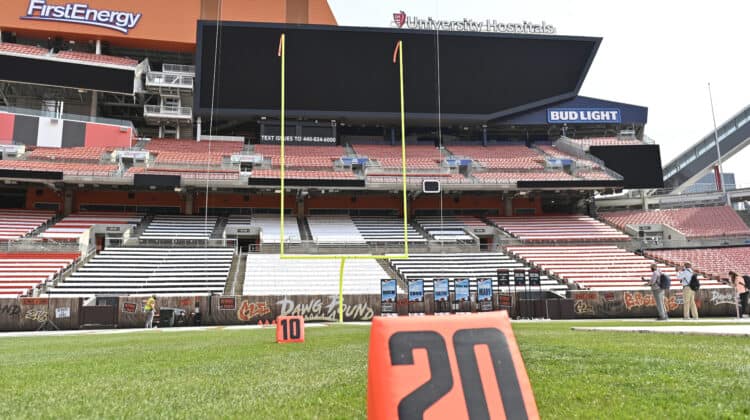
xmin=162 ymin=64 xmax=195 ymax=74
xmin=145 ymin=72 xmax=194 ymax=87
xmin=143 ymin=105 xmax=192 ymax=117
xmin=663 ymin=104 xmax=750 ymax=179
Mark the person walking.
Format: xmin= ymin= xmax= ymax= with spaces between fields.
xmin=644 ymin=264 xmax=668 ymax=320
xmin=144 ymin=295 xmax=158 ymax=328
xmin=678 ymin=262 xmax=698 ymax=320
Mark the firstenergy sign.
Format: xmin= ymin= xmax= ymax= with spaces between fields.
xmin=21 ymin=0 xmax=142 ymax=34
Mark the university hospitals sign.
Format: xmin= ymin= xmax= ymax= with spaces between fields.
xmin=391 ymin=10 xmax=555 ymax=34
xmin=21 ymin=0 xmax=142 ymax=34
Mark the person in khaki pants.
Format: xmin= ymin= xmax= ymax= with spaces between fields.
xmin=677 ymin=262 xmax=698 ymax=319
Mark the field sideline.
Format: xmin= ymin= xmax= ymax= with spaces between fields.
xmin=1 ymin=321 xmax=749 ymax=419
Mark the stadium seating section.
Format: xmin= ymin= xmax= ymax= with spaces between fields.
xmin=126 ymin=167 xmax=240 ymax=180
xmin=351 ymin=216 xmax=426 ymax=243
xmin=366 ymin=173 xmax=469 ymax=184
xmin=0 ymin=43 xmax=49 ymax=56
xmin=306 ymin=215 xmax=366 ymax=244
xmin=54 ymin=51 xmax=139 ymax=67
xmin=41 ymin=213 xmax=143 ymax=241
xmin=0 ymin=210 xmax=55 ymax=241
xmin=140 ymin=216 xmax=217 ymax=241
xmin=473 ymin=171 xmax=578 ymax=183
xmin=353 ymin=144 xmax=442 ymax=169
xmin=47 ymin=248 xmax=233 ymax=296
xmin=446 ymin=144 xmax=544 ymax=169
xmin=414 ymin=216 xmax=485 ymax=242
xmin=568 ymin=137 xmax=643 ymax=147
xmin=600 ymin=206 xmax=750 ymax=238
xmin=146 ymin=138 xmax=244 ymax=166
xmin=27 ymin=147 xmax=111 ymax=162
xmin=0 ymin=160 xmax=118 ymax=176
xmin=388 ymin=252 xmax=565 ymax=292
xmin=489 ymin=215 xmax=630 ymax=242
xmin=645 ymin=246 xmax=750 ymax=279
xmin=506 ymin=245 xmax=724 ymax=291
xmin=226 ymin=214 xmax=301 ymax=243
xmin=243 ymin=254 xmax=389 ymax=295
xmin=251 ymin=169 xmax=356 ymax=180
xmin=0 ymin=253 xmax=79 ymax=296
xmin=254 ymin=144 xmax=346 ymax=168
xmin=0 ymin=44 xmax=139 ymax=67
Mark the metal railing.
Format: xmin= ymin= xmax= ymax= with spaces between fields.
xmin=663 ymin=103 xmax=750 ymax=180
xmin=143 ymin=105 xmax=192 ymax=118
xmin=163 ymin=64 xmax=196 ymax=74
xmin=145 ymin=72 xmax=194 ymax=89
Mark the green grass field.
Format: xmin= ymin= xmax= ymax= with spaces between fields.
xmin=1 ymin=321 xmax=749 ymax=419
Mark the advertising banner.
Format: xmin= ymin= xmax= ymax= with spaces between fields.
xmin=455 ymin=279 xmax=470 ymax=302
xmin=408 ymin=279 xmax=424 ymax=303
xmin=547 ymin=108 xmax=621 ymax=124
xmin=434 ymin=278 xmax=449 ymax=302
xmin=381 ymin=279 xmax=397 ymax=313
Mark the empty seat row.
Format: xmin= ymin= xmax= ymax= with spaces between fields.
xmin=47 ymin=248 xmax=233 ymax=296
xmin=306 ymin=215 xmax=366 ymax=244
xmin=243 ymin=254 xmax=391 ymax=295
xmin=140 ymin=216 xmax=217 ymax=241
xmin=505 ymin=245 xmax=726 ymax=291
xmin=599 ymin=206 xmax=750 ymax=239
xmin=0 ymin=210 xmax=56 ymax=241
xmin=489 ymin=215 xmax=630 ymax=242
xmin=414 ymin=216 xmax=485 ymax=242
xmin=226 ymin=214 xmax=301 ymax=243
xmin=351 ymin=216 xmax=426 ymax=243
xmin=645 ymin=246 xmax=750 ymax=279
xmin=0 ymin=253 xmax=79 ymax=297
xmin=40 ymin=213 xmax=143 ymax=241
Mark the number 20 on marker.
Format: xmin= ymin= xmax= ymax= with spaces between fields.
xmin=367 ymin=311 xmax=538 ymax=420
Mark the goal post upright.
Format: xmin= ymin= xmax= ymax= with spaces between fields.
xmin=276 ymin=35 xmax=410 ymax=323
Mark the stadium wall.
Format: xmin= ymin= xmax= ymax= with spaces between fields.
xmin=0 ymin=0 xmax=336 ymax=51
xmin=0 ymin=290 xmax=737 ymax=331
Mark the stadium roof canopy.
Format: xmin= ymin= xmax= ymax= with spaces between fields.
xmin=195 ymin=22 xmax=602 ymax=125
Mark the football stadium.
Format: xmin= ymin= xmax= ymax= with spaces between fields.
xmin=1 ymin=0 xmax=749 ymax=418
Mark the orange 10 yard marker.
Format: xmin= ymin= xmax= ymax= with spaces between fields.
xmin=276 ymin=316 xmax=305 ymax=343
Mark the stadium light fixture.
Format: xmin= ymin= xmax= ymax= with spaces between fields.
xmin=275 ymin=34 xmax=410 ymax=322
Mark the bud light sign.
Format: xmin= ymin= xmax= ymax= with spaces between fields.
xmin=547 ymin=108 xmax=621 ymax=124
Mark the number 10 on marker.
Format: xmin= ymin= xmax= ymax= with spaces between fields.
xmin=276 ymin=316 xmax=305 ymax=343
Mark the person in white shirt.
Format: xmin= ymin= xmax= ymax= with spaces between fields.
xmin=677 ymin=262 xmax=699 ymax=319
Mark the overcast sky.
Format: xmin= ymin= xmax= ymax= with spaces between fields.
xmin=328 ymin=0 xmax=750 ymax=188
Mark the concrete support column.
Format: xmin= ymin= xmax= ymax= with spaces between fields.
xmin=90 ymin=91 xmax=98 ymax=117
xmin=390 ymin=127 xmax=396 ymax=146
xmin=482 ymin=124 xmax=488 ymax=147
xmin=504 ymin=195 xmax=513 ymax=217
xmin=196 ymin=117 xmax=202 ymax=141
xmin=641 ymin=190 xmax=648 ymax=210
xmin=95 ymin=39 xmax=101 ymax=54
xmin=63 ymin=187 xmax=74 ymax=216
xmin=185 ymin=192 xmax=193 ymax=215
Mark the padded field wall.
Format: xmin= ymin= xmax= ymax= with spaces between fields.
xmin=0 ymin=290 xmax=737 ymax=331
